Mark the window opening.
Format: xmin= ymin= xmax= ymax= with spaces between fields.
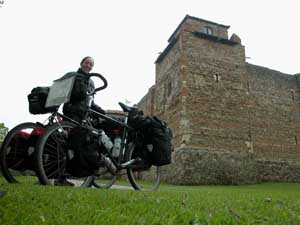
xmin=214 ymin=74 xmax=219 ymax=83
xmin=203 ymin=26 xmax=213 ymax=35
xmin=167 ymin=80 xmax=172 ymax=97
xmin=291 ymin=90 xmax=295 ymax=101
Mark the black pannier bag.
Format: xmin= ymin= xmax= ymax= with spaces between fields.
xmin=67 ymin=126 xmax=100 ymax=177
xmin=6 ymin=131 xmax=30 ymax=171
xmin=128 ymin=109 xmax=144 ymax=129
xmin=7 ymin=127 xmax=44 ymax=171
xmin=144 ymin=116 xmax=173 ymax=166
xmin=27 ymin=87 xmax=57 ymax=114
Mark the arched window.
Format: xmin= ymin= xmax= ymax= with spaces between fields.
xmin=202 ymin=26 xmax=213 ymax=35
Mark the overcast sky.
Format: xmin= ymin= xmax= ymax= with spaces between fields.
xmin=1 ymin=0 xmax=299 ymax=129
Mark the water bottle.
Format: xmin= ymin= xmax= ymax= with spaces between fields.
xmin=112 ymin=137 xmax=121 ymax=157
xmin=99 ymin=130 xmax=113 ymax=150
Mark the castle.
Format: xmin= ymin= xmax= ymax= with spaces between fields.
xmin=139 ymin=15 xmax=300 ymax=184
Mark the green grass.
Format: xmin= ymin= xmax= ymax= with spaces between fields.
xmin=1 ymin=178 xmax=300 ymax=225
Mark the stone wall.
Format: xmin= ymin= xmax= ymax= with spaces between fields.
xmin=139 ymin=15 xmax=300 ymax=184
xmin=246 ymin=64 xmax=300 ymax=162
xmin=168 ymin=15 xmax=229 ymax=43
xmin=181 ymin=31 xmax=248 ymax=154
xmin=160 ymin=148 xmax=300 ymax=185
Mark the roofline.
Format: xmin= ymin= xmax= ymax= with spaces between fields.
xmin=167 ymin=14 xmax=230 ymax=42
xmin=155 ymin=38 xmax=177 ymax=64
xmin=193 ymin=31 xmax=239 ymax=46
xmin=155 ymin=29 xmax=240 ymax=64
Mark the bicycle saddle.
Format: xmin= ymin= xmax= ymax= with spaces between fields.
xmin=119 ymin=102 xmax=138 ymax=113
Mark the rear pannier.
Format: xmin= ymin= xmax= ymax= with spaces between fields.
xmin=144 ymin=117 xmax=173 ymax=166
xmin=27 ymin=87 xmax=57 ymax=114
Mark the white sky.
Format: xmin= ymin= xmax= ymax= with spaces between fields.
xmin=1 ymin=0 xmax=299 ymax=129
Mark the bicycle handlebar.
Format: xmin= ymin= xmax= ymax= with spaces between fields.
xmin=88 ymin=73 xmax=108 ymax=93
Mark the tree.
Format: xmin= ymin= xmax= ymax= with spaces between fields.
xmin=0 ymin=122 xmax=9 ymax=145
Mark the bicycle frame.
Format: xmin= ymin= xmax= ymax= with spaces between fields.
xmin=45 ymin=101 xmax=140 ymax=172
xmin=89 ymin=108 xmax=139 ymax=170
xmin=36 ymin=73 xmax=161 ymax=190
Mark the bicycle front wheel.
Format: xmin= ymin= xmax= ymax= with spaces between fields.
xmin=35 ymin=121 xmax=93 ymax=187
xmin=0 ymin=122 xmax=42 ymax=184
xmin=92 ymin=166 xmax=117 ymax=189
xmin=125 ymin=143 xmax=161 ymax=190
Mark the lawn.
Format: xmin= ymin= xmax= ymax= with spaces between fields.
xmin=1 ymin=178 xmax=300 ymax=225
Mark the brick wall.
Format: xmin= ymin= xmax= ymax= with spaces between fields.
xmin=247 ymin=64 xmax=300 ymax=162
xmin=181 ymin=31 xmax=248 ymax=154
xmin=139 ymin=16 xmax=300 ymax=184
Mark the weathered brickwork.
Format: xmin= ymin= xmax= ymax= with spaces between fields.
xmin=247 ymin=65 xmax=300 ymax=161
xmin=168 ymin=15 xmax=229 ymax=43
xmin=182 ymin=31 xmax=249 ymax=154
xmin=139 ymin=15 xmax=300 ymax=184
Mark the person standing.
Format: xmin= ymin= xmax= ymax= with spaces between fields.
xmin=63 ymin=56 xmax=106 ymax=122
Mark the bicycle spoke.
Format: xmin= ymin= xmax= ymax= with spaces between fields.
xmin=35 ymin=121 xmax=93 ymax=187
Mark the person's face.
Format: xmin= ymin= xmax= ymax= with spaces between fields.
xmin=80 ymin=57 xmax=94 ymax=74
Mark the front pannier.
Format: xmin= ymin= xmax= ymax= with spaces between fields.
xmin=145 ymin=117 xmax=173 ymax=166
xmin=27 ymin=87 xmax=57 ymax=114
xmin=67 ymin=126 xmax=100 ymax=177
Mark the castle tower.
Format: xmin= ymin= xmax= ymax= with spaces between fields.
xmin=139 ymin=15 xmax=300 ymax=184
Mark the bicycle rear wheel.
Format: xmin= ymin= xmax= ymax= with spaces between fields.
xmin=125 ymin=143 xmax=161 ymax=190
xmin=0 ymin=122 xmax=42 ymax=184
xmin=35 ymin=121 xmax=93 ymax=187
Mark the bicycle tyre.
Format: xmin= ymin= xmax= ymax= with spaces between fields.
xmin=0 ymin=122 xmax=42 ymax=184
xmin=35 ymin=121 xmax=93 ymax=187
xmin=125 ymin=142 xmax=161 ymax=190
xmin=92 ymin=167 xmax=117 ymax=189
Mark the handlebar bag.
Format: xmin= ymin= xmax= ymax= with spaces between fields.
xmin=45 ymin=73 xmax=77 ymax=108
xmin=27 ymin=87 xmax=58 ymax=115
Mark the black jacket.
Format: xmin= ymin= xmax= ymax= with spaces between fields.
xmin=62 ymin=69 xmax=105 ymax=122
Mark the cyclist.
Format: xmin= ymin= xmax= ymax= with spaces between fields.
xmin=56 ymin=56 xmax=107 ymax=186
xmin=62 ymin=56 xmax=106 ymax=123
